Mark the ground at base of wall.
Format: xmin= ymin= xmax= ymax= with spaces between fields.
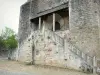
xmin=0 ymin=58 xmax=96 ymax=75
xmin=17 ymin=61 xmax=93 ymax=74
xmin=28 ymin=64 xmax=93 ymax=74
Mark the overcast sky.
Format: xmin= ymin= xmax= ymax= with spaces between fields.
xmin=0 ymin=0 xmax=27 ymax=34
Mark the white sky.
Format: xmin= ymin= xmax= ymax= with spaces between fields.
xmin=0 ymin=0 xmax=27 ymax=34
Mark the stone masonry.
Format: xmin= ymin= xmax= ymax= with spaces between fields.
xmin=12 ymin=0 xmax=100 ymax=73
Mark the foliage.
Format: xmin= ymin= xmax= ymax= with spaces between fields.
xmin=0 ymin=36 xmax=6 ymax=50
xmin=0 ymin=27 xmax=18 ymax=51
xmin=1 ymin=27 xmax=15 ymax=39
xmin=5 ymin=35 xmax=18 ymax=50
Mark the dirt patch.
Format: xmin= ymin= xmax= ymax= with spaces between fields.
xmin=0 ymin=58 xmax=97 ymax=75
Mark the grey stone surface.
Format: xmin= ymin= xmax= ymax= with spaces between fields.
xmin=18 ymin=2 xmax=31 ymax=45
xmin=69 ymin=0 xmax=100 ymax=57
xmin=14 ymin=0 xmax=100 ymax=73
xmin=30 ymin=0 xmax=68 ymax=19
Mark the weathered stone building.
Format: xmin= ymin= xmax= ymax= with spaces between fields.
xmin=12 ymin=0 xmax=100 ymax=73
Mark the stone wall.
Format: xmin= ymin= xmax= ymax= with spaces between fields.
xmin=33 ymin=30 xmax=93 ymax=71
xmin=37 ymin=0 xmax=68 ymax=13
xmin=12 ymin=29 xmax=94 ymax=71
xmin=18 ymin=2 xmax=31 ymax=45
xmin=17 ymin=0 xmax=98 ymax=72
xmin=17 ymin=33 xmax=34 ymax=63
xmin=30 ymin=0 xmax=68 ymax=19
xmin=98 ymin=0 xmax=100 ymax=59
xmin=9 ymin=48 xmax=18 ymax=60
xmin=69 ymin=0 xmax=100 ymax=58
xmin=18 ymin=0 xmax=69 ymax=45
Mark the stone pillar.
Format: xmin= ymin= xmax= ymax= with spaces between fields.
xmin=93 ymin=56 xmax=97 ymax=74
xmin=39 ymin=17 xmax=41 ymax=30
xmin=42 ymin=20 xmax=45 ymax=33
xmin=64 ymin=39 xmax=70 ymax=59
xmin=53 ymin=13 xmax=55 ymax=31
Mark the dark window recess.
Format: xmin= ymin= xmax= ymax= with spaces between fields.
xmin=55 ymin=22 xmax=60 ymax=30
xmin=30 ymin=18 xmax=39 ymax=30
xmin=52 ymin=21 xmax=60 ymax=31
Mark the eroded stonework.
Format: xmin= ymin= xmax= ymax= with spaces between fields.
xmin=13 ymin=0 xmax=100 ymax=73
